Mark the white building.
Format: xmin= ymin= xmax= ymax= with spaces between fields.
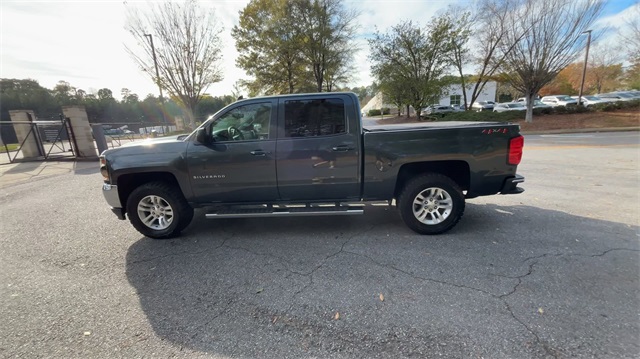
xmin=440 ymin=81 xmax=497 ymax=106
xmin=362 ymin=81 xmax=497 ymax=111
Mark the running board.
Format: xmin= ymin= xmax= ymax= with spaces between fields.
xmin=205 ymin=206 xmax=364 ymax=219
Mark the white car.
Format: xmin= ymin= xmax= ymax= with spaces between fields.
xmin=570 ymin=95 xmax=610 ymax=107
xmin=515 ymin=98 xmax=551 ymax=109
xmin=493 ymin=102 xmax=526 ymax=112
xmin=540 ymin=95 xmax=578 ymax=107
xmin=421 ymin=105 xmax=455 ymax=116
xmin=469 ymin=101 xmax=495 ymax=112
xmin=596 ymin=92 xmax=640 ymax=102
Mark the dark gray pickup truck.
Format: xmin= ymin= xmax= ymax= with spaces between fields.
xmin=100 ymin=92 xmax=524 ymax=239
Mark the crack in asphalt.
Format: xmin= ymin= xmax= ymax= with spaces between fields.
xmin=285 ymin=225 xmax=378 ymax=312
xmin=131 ymin=231 xmax=637 ymax=358
xmin=188 ymin=298 xmax=236 ymax=342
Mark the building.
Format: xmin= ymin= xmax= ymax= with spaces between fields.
xmin=441 ymin=81 xmax=497 ymax=107
xmin=362 ymin=81 xmax=497 ymax=113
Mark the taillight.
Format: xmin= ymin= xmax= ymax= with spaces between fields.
xmin=508 ymin=136 xmax=524 ymax=165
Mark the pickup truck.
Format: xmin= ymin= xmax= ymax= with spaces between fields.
xmin=100 ymin=92 xmax=524 ymax=239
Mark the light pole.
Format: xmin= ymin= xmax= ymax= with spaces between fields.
xmin=144 ymin=33 xmax=166 ymax=133
xmin=577 ymin=30 xmax=592 ymax=107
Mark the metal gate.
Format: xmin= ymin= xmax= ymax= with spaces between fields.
xmin=0 ymin=115 xmax=77 ymax=164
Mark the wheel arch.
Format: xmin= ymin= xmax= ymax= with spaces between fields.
xmin=116 ymin=172 xmax=181 ymax=213
xmin=393 ymin=161 xmax=470 ymax=199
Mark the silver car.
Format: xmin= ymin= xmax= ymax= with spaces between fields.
xmin=540 ymin=95 xmax=578 ymax=107
xmin=571 ymin=95 xmax=610 ymax=107
xmin=469 ymin=101 xmax=495 ymax=112
xmin=493 ymin=102 xmax=527 ymax=112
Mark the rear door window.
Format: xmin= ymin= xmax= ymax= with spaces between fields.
xmin=283 ymin=99 xmax=346 ymax=138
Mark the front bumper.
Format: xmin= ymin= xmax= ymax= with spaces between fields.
xmin=500 ymin=174 xmax=525 ymax=195
xmin=102 ymin=184 xmax=126 ymax=220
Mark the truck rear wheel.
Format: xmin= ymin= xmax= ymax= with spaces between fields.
xmin=398 ymin=174 xmax=465 ymax=235
xmin=126 ymin=182 xmax=194 ymax=239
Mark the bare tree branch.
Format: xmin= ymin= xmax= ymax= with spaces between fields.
xmin=125 ymin=0 xmax=224 ymax=128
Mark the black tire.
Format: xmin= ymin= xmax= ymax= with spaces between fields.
xmin=397 ymin=174 xmax=465 ymax=235
xmin=126 ymin=182 xmax=194 ymax=239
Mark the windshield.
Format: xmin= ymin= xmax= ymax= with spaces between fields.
xmin=508 ymin=103 xmax=525 ymax=108
xmin=557 ymin=96 xmax=573 ymax=101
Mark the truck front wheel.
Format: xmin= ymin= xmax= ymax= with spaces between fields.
xmin=398 ymin=174 xmax=465 ymax=235
xmin=126 ymin=182 xmax=194 ymax=239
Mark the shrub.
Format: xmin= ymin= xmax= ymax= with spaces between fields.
xmin=382 ymin=107 xmax=391 ymax=115
xmin=440 ymin=110 xmax=524 ymax=122
xmin=367 ymin=109 xmax=381 ymax=116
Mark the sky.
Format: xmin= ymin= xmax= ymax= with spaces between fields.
xmin=1 ymin=0 xmax=637 ymax=100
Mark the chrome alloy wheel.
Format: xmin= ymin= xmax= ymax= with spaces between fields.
xmin=137 ymin=195 xmax=174 ymax=230
xmin=412 ymin=187 xmax=453 ymax=225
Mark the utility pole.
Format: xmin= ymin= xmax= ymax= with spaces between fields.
xmin=577 ymin=30 xmax=592 ymax=107
xmin=144 ymin=33 xmax=166 ymax=133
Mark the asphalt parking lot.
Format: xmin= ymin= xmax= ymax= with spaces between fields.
xmin=1 ymin=132 xmax=638 ymax=358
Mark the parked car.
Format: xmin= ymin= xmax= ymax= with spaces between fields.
xmin=99 ymin=92 xmax=525 ymax=239
xmin=596 ymin=92 xmax=637 ymax=102
xmin=514 ymin=98 xmax=551 ymax=109
xmin=469 ymin=101 xmax=495 ymax=112
xmin=450 ymin=104 xmax=465 ymax=112
xmin=515 ymin=96 xmax=541 ymax=103
xmin=540 ymin=95 xmax=578 ymax=107
xmin=493 ymin=102 xmax=527 ymax=112
xmin=613 ymin=91 xmax=640 ymax=99
xmin=422 ymin=105 xmax=455 ymax=115
xmin=570 ymin=95 xmax=610 ymax=107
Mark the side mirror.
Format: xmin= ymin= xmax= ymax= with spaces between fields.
xmin=195 ymin=127 xmax=208 ymax=144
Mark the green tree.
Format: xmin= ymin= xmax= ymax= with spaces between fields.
xmin=0 ymin=79 xmax=58 ymax=120
xmin=368 ymin=19 xmax=455 ymax=118
xmin=126 ymin=0 xmax=224 ymax=129
xmin=233 ymin=0 xmax=357 ymax=95
xmin=233 ymin=0 xmax=308 ymax=95
xmin=291 ymin=0 xmax=358 ymax=92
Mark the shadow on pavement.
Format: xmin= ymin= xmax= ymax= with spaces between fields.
xmin=125 ymin=203 xmax=639 ymax=358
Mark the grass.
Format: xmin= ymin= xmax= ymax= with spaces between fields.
xmin=2 ymin=143 xmax=19 ymax=152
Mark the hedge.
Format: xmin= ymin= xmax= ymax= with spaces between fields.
xmin=433 ymin=99 xmax=639 ymax=122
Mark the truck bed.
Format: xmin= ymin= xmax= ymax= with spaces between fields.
xmin=363 ymin=120 xmax=498 ymax=132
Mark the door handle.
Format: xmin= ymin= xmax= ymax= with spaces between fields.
xmin=332 ymin=145 xmax=353 ymax=152
xmin=250 ymin=150 xmax=270 ymax=156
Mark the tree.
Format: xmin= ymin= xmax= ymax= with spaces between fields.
xmin=499 ymin=0 xmax=605 ymax=122
xmin=233 ymin=0 xmax=357 ymax=95
xmin=441 ymin=7 xmax=473 ymax=109
xmin=589 ymin=45 xmax=624 ymax=93
xmin=126 ymin=0 xmax=224 ymax=129
xmin=292 ymin=0 xmax=359 ymax=92
xmin=233 ymin=0 xmax=307 ymax=95
xmin=463 ymin=0 xmax=530 ymax=110
xmin=368 ymin=19 xmax=455 ymax=118
xmin=618 ymin=1 xmax=640 ymax=63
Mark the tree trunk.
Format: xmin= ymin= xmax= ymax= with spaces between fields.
xmin=406 ymin=104 xmax=410 ymax=119
xmin=525 ymin=92 xmax=534 ymax=123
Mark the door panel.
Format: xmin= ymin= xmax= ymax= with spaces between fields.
xmin=275 ymin=96 xmax=360 ymax=201
xmin=187 ymin=100 xmax=278 ymax=203
xmin=187 ymin=141 xmax=277 ymax=203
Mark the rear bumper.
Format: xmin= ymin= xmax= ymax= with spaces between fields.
xmin=103 ymin=183 xmax=126 ymax=220
xmin=500 ymin=174 xmax=525 ymax=195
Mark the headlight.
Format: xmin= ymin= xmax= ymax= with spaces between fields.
xmin=99 ymin=157 xmax=110 ymax=182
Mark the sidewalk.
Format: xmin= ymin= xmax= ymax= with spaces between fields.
xmin=0 ymin=159 xmax=98 ymax=189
